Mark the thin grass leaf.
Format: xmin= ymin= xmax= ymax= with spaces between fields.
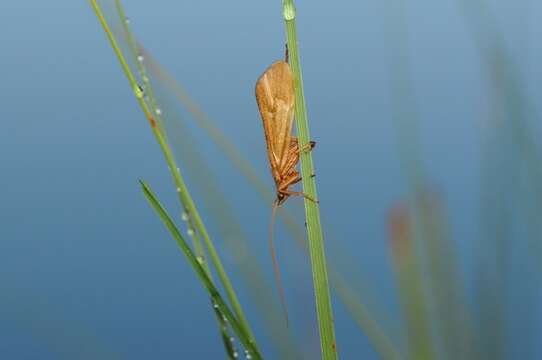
xmin=89 ymin=0 xmax=256 ymax=346
xmin=211 ymin=299 xmax=239 ymax=360
xmin=281 ymin=1 xmax=337 ymax=358
xmin=111 ymin=0 xmax=206 ymax=266
xmin=108 ymin=3 xmax=238 ymax=355
xmin=140 ymin=180 xmax=262 ymax=360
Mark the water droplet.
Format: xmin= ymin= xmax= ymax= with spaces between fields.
xmin=142 ymin=75 xmax=149 ymax=83
xmin=233 ymin=351 xmax=238 ymax=358
xmin=133 ymin=85 xmax=144 ymax=99
xmin=124 ymin=17 xmax=130 ymax=24
xmin=283 ymin=1 xmax=296 ymax=20
xmin=213 ymin=302 xmax=219 ymax=309
xmin=137 ymin=55 xmax=144 ymax=62
xmin=187 ymin=229 xmax=195 ymax=237
xmin=229 ymin=336 xmax=235 ymax=343
xmin=176 ymin=187 xmax=181 ymax=193
xmin=245 ymin=350 xmax=252 ymax=359
xmin=181 ymin=212 xmax=189 ymax=221
xmin=155 ymin=108 xmax=162 ymax=115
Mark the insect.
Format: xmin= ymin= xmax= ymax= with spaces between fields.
xmin=255 ymin=59 xmax=317 ymax=323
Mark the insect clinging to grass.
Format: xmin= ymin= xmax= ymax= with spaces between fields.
xmin=255 ymin=57 xmax=317 ymax=323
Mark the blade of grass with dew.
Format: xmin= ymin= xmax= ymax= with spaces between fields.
xmin=211 ymin=298 xmax=239 ymax=360
xmin=140 ymin=180 xmax=262 ymax=360
xmin=113 ymin=0 xmax=162 ymax=129
xmin=140 ymin=45 xmax=400 ymax=359
xmin=281 ymin=1 xmax=337 ymax=358
xmin=110 ymin=0 xmax=206 ymax=263
xmin=108 ymin=2 xmax=238 ymax=353
xmin=89 ymin=0 xmax=256 ymax=349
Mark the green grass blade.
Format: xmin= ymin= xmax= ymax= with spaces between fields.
xmin=140 ymin=180 xmax=262 ymax=360
xmin=281 ymin=1 xmax=337 ymax=358
xmin=111 ymin=0 xmax=206 ymax=267
xmin=114 ymin=0 xmax=162 ymax=128
xmin=211 ymin=299 xmax=239 ymax=360
xmin=89 ymin=0 xmax=256 ymax=345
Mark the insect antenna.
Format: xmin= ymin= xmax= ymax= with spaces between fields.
xmin=269 ymin=199 xmax=289 ymax=326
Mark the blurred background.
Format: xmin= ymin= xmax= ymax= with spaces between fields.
xmin=1 ymin=0 xmax=542 ymax=358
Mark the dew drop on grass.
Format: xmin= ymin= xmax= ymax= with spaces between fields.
xmin=124 ymin=17 xmax=130 ymax=24
xmin=229 ymin=336 xmax=235 ymax=343
xmin=244 ymin=350 xmax=252 ymax=359
xmin=176 ymin=187 xmax=181 ymax=193
xmin=137 ymin=55 xmax=144 ymax=62
xmin=155 ymin=108 xmax=162 ymax=115
xmin=181 ymin=212 xmax=189 ymax=221
xmin=283 ymin=1 xmax=296 ymax=20
xmin=187 ymin=228 xmax=195 ymax=237
xmin=133 ymin=85 xmax=144 ymax=99
xmin=142 ymin=75 xmax=149 ymax=83
xmin=233 ymin=351 xmax=238 ymax=358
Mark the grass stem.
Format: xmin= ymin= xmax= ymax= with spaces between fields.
xmin=281 ymin=1 xmax=338 ymax=358
xmin=90 ymin=0 xmax=256 ymax=348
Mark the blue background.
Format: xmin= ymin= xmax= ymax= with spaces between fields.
xmin=1 ymin=0 xmax=541 ymax=358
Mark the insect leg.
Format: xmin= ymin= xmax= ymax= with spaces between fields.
xmin=279 ymin=170 xmax=302 ymax=188
xmin=281 ymin=189 xmax=319 ymax=204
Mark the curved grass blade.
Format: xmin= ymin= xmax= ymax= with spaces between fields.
xmin=140 ymin=180 xmax=262 ymax=360
xmin=109 ymin=2 xmax=236 ymax=354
